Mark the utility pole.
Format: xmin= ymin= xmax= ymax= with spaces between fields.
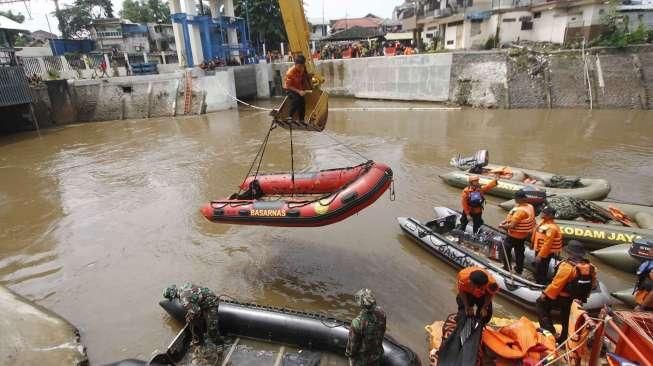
xmin=52 ymin=0 xmax=66 ymax=38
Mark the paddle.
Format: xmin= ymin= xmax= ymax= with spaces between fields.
xmin=149 ymin=324 xmax=189 ymax=364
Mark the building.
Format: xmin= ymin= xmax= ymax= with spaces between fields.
xmin=91 ymin=18 xmax=150 ymax=54
xmin=331 ymin=14 xmax=384 ymax=33
xmin=0 ymin=15 xmax=28 ymax=48
xmin=403 ymin=0 xmax=653 ymax=50
xmin=147 ymin=23 xmax=176 ymax=52
xmin=30 ymin=30 xmax=58 ymax=46
xmin=308 ymin=17 xmax=330 ymax=41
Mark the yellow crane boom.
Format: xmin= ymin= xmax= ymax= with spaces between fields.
xmin=273 ymin=0 xmax=328 ymax=132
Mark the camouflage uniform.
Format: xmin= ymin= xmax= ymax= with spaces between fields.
xmin=164 ymin=283 xmax=220 ymax=345
xmin=346 ymin=289 xmax=386 ymax=366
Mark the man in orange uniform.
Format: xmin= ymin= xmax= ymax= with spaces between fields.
xmin=283 ymin=55 xmax=310 ymax=123
xmin=531 ymin=206 xmax=563 ymax=284
xmin=459 ymin=176 xmax=498 ymax=234
xmin=634 ymin=260 xmax=653 ymax=311
xmin=457 ymin=266 xmax=499 ymax=324
xmin=499 ymin=190 xmax=535 ymax=274
xmin=536 ymin=241 xmax=597 ymax=343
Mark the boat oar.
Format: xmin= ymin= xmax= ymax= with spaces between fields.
xmin=149 ymin=324 xmax=189 ymax=364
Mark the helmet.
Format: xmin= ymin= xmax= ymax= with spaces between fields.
xmin=541 ymin=205 xmax=556 ymax=217
xmin=163 ymin=285 xmax=178 ymax=300
xmin=355 ymin=288 xmax=376 ymax=309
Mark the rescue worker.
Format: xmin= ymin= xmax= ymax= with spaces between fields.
xmin=346 ymin=288 xmax=386 ymax=366
xmin=163 ymin=283 xmax=221 ymax=346
xmin=456 ymin=266 xmax=499 ymax=324
xmin=459 ymin=175 xmax=498 ymax=234
xmin=499 ymin=190 xmax=535 ymax=274
xmin=283 ymin=54 xmax=311 ymax=123
xmin=536 ymin=241 xmax=597 ymax=343
xmin=634 ymin=260 xmax=653 ymax=311
xmin=531 ymin=205 xmax=564 ymax=285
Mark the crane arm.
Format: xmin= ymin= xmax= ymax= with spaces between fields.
xmin=273 ymin=0 xmax=328 ymax=131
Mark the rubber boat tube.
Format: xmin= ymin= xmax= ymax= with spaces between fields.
xmin=497 ymin=201 xmax=653 ymax=248
xmin=201 ymin=161 xmax=393 ymax=227
xmin=163 ymin=299 xmax=419 ymax=366
xmin=397 ymin=207 xmax=616 ymax=311
xmin=591 ymin=244 xmax=642 ymax=273
xmin=440 ymin=164 xmax=610 ymax=202
xmin=611 ymin=289 xmax=637 ymax=306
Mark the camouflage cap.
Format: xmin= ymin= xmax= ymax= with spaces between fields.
xmin=355 ymin=288 xmax=376 ymax=308
xmin=163 ymin=285 xmax=178 ymax=300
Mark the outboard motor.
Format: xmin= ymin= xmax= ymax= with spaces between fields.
xmin=630 ymin=238 xmax=653 ymax=261
xmin=450 ymin=150 xmax=489 ymax=171
xmin=519 ymin=186 xmax=547 ymax=214
xmin=427 ymin=207 xmax=459 ymax=234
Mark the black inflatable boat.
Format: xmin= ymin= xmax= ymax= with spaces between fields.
xmin=107 ymin=299 xmax=420 ymax=366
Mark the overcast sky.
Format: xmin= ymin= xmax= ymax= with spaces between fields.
xmin=1 ymin=0 xmax=400 ymax=35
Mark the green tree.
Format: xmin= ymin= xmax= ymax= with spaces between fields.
xmin=55 ymin=0 xmax=114 ymax=39
xmin=120 ymin=0 xmax=171 ymax=24
xmin=234 ymin=0 xmax=287 ymax=49
xmin=0 ymin=10 xmax=26 ymax=23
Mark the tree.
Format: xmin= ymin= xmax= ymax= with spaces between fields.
xmin=55 ymin=0 xmax=114 ymax=39
xmin=120 ymin=0 xmax=171 ymax=24
xmin=0 ymin=10 xmax=26 ymax=23
xmin=234 ymin=0 xmax=287 ymax=50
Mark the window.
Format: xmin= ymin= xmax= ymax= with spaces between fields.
xmin=447 ymin=40 xmax=454 ymax=45
xmin=502 ymin=18 xmax=516 ymax=22
xmin=533 ymin=12 xmax=541 ymax=18
xmin=521 ymin=20 xmax=533 ymax=30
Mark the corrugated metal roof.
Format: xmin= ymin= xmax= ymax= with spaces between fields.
xmin=0 ymin=66 xmax=32 ymax=107
xmin=0 ymin=15 xmax=29 ymax=32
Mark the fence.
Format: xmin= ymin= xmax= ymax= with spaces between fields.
xmin=16 ymin=50 xmax=181 ymax=80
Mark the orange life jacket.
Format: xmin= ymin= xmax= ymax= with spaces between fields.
xmin=507 ymin=204 xmax=535 ymax=239
xmin=458 ymin=266 xmax=499 ymax=299
xmin=531 ymin=219 xmax=563 ymax=256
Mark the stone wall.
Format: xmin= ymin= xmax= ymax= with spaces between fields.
xmin=32 ymin=70 xmax=237 ymax=126
xmin=269 ymin=45 xmax=653 ymax=109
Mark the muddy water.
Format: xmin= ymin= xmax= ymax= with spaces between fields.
xmin=1 ymin=98 xmax=652 ymax=364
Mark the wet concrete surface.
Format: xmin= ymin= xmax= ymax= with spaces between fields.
xmin=1 ymin=97 xmax=652 ymax=364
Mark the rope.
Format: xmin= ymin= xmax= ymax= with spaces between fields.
xmin=237 ymin=120 xmax=275 ymax=195
xmin=289 ymin=122 xmax=295 ymax=196
xmin=319 ymin=130 xmax=370 ymax=163
xmin=535 ymin=315 xmax=602 ymax=366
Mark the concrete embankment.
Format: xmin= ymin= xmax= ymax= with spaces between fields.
xmin=0 ymin=285 xmax=87 ymax=365
xmin=270 ymin=45 xmax=653 ymax=109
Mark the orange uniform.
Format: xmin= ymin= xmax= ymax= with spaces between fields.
xmin=457 ymin=266 xmax=499 ymax=299
xmin=284 ymin=65 xmax=307 ymax=92
xmin=531 ymin=219 xmax=563 ymax=258
xmin=461 ymin=179 xmax=497 ymax=215
xmin=543 ymin=261 xmax=597 ymax=300
xmin=506 ymin=203 xmax=535 ymax=239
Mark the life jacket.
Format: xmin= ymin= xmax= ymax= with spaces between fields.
xmin=558 ymin=261 xmax=595 ymax=301
xmin=532 ymin=221 xmax=563 ymax=255
xmin=507 ymin=204 xmax=535 ymax=239
xmin=468 ymin=190 xmax=485 ymax=208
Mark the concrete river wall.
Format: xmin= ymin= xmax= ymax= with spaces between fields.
xmin=271 ymin=45 xmax=653 ymax=109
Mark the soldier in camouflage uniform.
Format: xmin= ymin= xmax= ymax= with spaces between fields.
xmin=163 ymin=283 xmax=221 ymax=346
xmin=345 ymin=289 xmax=387 ymax=366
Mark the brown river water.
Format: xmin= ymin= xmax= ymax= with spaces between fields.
xmin=1 ymin=98 xmax=652 ymax=364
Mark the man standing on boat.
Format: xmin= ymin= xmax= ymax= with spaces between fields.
xmin=283 ymin=55 xmax=311 ymax=123
xmin=634 ymin=260 xmax=653 ymax=311
xmin=499 ymin=190 xmax=535 ymax=274
xmin=531 ymin=206 xmax=563 ymax=285
xmin=459 ymin=176 xmax=498 ymax=234
xmin=536 ymin=241 xmax=597 ymax=343
xmin=163 ymin=283 xmax=221 ymax=346
xmin=456 ymin=266 xmax=499 ymax=324
xmin=346 ymin=288 xmax=387 ymax=366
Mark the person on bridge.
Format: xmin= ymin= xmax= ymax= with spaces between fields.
xmin=283 ymin=55 xmax=311 ymax=123
xmin=163 ymin=283 xmax=221 ymax=346
xmin=536 ymin=241 xmax=597 ymax=343
xmin=634 ymin=260 xmax=653 ymax=311
xmin=499 ymin=190 xmax=535 ymax=274
xmin=456 ymin=266 xmax=499 ymax=325
xmin=531 ymin=205 xmax=564 ymax=284
xmin=346 ymin=288 xmax=387 ymax=366
xmin=459 ymin=175 xmax=498 ymax=234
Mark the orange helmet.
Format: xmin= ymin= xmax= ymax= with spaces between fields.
xmin=469 ymin=175 xmax=480 ymax=183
